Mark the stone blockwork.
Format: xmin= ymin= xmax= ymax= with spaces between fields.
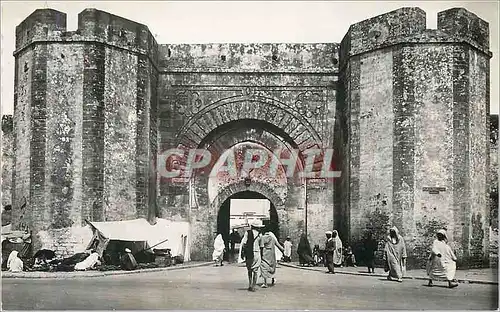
xmin=2 ymin=115 xmax=14 ymax=208
xmin=159 ymin=43 xmax=337 ymax=259
xmin=11 ymin=7 xmax=492 ymax=264
xmin=160 ymin=43 xmax=338 ymax=73
xmin=12 ymin=8 xmax=158 ymax=255
xmin=488 ymin=115 xmax=498 ymax=267
xmin=338 ymin=7 xmax=492 ymax=268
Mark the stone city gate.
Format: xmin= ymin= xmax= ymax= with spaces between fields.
xmin=159 ymin=47 xmax=338 ymax=259
xmin=9 ymin=7 xmax=492 ymax=265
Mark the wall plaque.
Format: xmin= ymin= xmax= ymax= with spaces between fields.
xmin=423 ymin=187 xmax=446 ymax=194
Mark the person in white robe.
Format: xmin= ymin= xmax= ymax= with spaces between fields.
xmin=427 ymin=229 xmax=458 ymax=288
xmin=283 ymin=236 xmax=292 ymax=262
xmin=74 ymin=250 xmax=101 ymax=271
xmin=260 ymin=229 xmax=284 ymax=287
xmin=7 ymin=250 xmax=23 ymax=272
xmin=332 ymin=230 xmax=343 ymax=266
xmin=212 ymin=233 xmax=225 ymax=266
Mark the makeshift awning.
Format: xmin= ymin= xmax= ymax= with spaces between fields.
xmin=85 ymin=218 xmax=190 ymax=261
xmin=1 ymin=224 xmax=12 ymax=235
xmin=86 ymin=219 xmax=166 ymax=243
xmin=1 ymin=224 xmax=31 ymax=243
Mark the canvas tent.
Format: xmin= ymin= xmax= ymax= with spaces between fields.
xmin=84 ymin=218 xmax=190 ymax=263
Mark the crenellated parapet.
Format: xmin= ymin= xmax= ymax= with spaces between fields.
xmin=339 ymin=7 xmax=426 ymax=67
xmin=340 ymin=7 xmax=492 ymax=69
xmin=15 ymin=9 xmax=67 ymax=50
xmin=14 ymin=8 xmax=159 ymax=66
xmin=438 ymin=8 xmax=490 ymax=53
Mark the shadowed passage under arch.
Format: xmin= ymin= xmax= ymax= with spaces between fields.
xmin=217 ymin=190 xmax=279 ymax=261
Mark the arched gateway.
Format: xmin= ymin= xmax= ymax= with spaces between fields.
xmin=10 ymin=7 xmax=492 ymax=266
xmin=160 ymin=91 xmax=336 ymax=260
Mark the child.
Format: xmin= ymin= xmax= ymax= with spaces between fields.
xmin=283 ymin=236 xmax=292 ymax=262
xmin=343 ymin=245 xmax=357 ymax=267
xmin=313 ymin=244 xmax=324 ymax=266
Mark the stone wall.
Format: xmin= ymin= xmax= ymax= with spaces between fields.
xmin=10 ymin=6 xmax=492 ymax=263
xmin=12 ymin=8 xmax=159 ymax=255
xmin=159 ymin=43 xmax=337 ymax=259
xmin=12 ymin=47 xmax=33 ymax=232
xmin=339 ymin=7 xmax=492 ymax=268
xmin=466 ymin=48 xmax=490 ymax=267
xmin=43 ymin=43 xmax=84 ymax=233
xmin=2 ymin=115 xmax=13 ymax=208
xmin=489 ymin=115 xmax=498 ymax=267
xmin=102 ymin=47 xmax=138 ymax=221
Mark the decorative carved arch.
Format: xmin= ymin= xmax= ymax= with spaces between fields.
xmin=175 ymin=95 xmax=322 ymax=151
xmin=195 ymin=139 xmax=291 ymax=208
xmin=200 ymin=125 xmax=306 ymax=174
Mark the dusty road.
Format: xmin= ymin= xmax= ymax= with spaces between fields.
xmin=2 ymin=264 xmax=498 ymax=310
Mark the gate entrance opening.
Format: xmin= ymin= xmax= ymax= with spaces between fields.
xmin=217 ymin=190 xmax=279 ymax=261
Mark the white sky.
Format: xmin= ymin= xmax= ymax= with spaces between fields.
xmin=1 ymin=1 xmax=498 ymax=115
xmin=230 ymin=198 xmax=270 ymax=216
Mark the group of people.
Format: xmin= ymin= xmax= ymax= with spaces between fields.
xmin=292 ymin=226 xmax=458 ymax=288
xmin=4 ymin=247 xmax=140 ymax=273
xmin=236 ymin=220 xmax=284 ymax=291
xmin=224 ymin=223 xmax=459 ymax=289
xmin=71 ymin=247 xmax=138 ymax=271
xmin=211 ymin=229 xmax=245 ymax=266
xmin=297 ymin=230 xmax=364 ymax=270
xmin=380 ymin=226 xmax=458 ymax=288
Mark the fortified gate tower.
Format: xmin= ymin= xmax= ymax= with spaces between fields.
xmin=10 ymin=7 xmax=492 ymax=266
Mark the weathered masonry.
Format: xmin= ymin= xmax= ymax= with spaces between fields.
xmin=9 ymin=7 xmax=492 ymax=267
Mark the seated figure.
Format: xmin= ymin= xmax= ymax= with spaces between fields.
xmin=343 ymin=245 xmax=357 ymax=267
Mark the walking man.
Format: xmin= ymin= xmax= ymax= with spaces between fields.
xmin=363 ymin=231 xmax=377 ymax=273
xmin=229 ymin=229 xmax=241 ymax=260
xmin=383 ymin=226 xmax=406 ymax=283
xmin=239 ymin=220 xmax=265 ymax=291
xmin=427 ymin=229 xmax=459 ymax=288
xmin=325 ymin=231 xmax=336 ymax=274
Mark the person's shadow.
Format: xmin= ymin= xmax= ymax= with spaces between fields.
xmin=423 ymin=283 xmax=450 ymax=288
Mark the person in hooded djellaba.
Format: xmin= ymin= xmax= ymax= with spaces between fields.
xmin=212 ymin=232 xmax=226 ymax=267
xmin=297 ymin=233 xmax=315 ymax=266
xmin=383 ymin=226 xmax=407 ymax=283
xmin=7 ymin=251 xmax=23 ymax=272
xmin=426 ymin=229 xmax=459 ymax=288
xmin=259 ymin=225 xmax=284 ymax=288
xmin=332 ymin=230 xmax=343 ymax=267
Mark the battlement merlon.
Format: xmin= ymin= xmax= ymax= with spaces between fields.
xmin=438 ymin=8 xmax=490 ymax=51
xmin=14 ymin=8 xmax=159 ymax=66
xmin=159 ymin=43 xmax=340 ymax=74
xmin=339 ymin=7 xmax=492 ymax=68
xmin=15 ymin=9 xmax=67 ymax=49
xmin=339 ymin=7 xmax=426 ymax=66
